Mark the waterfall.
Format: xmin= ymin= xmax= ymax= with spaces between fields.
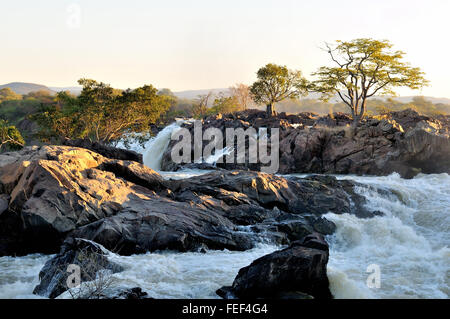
xmin=142 ymin=122 xmax=183 ymax=171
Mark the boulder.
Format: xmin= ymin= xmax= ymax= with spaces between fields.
xmin=217 ymin=233 xmax=332 ymax=299
xmin=62 ymin=138 xmax=143 ymax=163
xmin=113 ymin=287 xmax=150 ymax=299
xmin=33 ymin=238 xmax=123 ymax=299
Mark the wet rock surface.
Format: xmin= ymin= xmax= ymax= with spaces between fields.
xmin=217 ymin=233 xmax=332 ymax=299
xmin=0 ymin=145 xmax=381 ymax=257
xmin=33 ymin=238 xmax=123 ymax=299
xmin=0 ymin=145 xmax=392 ymax=299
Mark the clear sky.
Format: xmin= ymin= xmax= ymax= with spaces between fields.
xmin=1 ymin=0 xmax=449 ymax=97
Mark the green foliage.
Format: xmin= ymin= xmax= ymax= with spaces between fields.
xmin=32 ymin=79 xmax=171 ymax=144
xmin=250 ymin=63 xmax=307 ymax=115
xmin=0 ymin=120 xmax=25 ymax=151
xmin=0 ymin=88 xmax=22 ymax=102
xmin=191 ymin=92 xmax=213 ymax=119
xmin=162 ymin=98 xmax=194 ymax=119
xmin=310 ymin=38 xmax=429 ymax=123
xmin=0 ymin=89 xmax=55 ymax=127
xmin=157 ymin=88 xmax=175 ymax=97
xmin=209 ymin=93 xmax=241 ymax=115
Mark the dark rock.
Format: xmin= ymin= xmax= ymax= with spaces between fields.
xmin=216 ymin=286 xmax=234 ymax=299
xmin=274 ymin=219 xmax=314 ymax=241
xmin=161 ymin=109 xmax=450 ymax=178
xmin=171 ymin=171 xmax=371 ymax=217
xmin=217 ymin=232 xmax=332 ymax=299
xmin=0 ymin=194 xmax=8 ymax=217
xmin=274 ymin=291 xmax=314 ymax=299
xmin=312 ymin=217 xmax=336 ymax=235
xmin=69 ymin=195 xmax=256 ymax=255
xmin=33 ymin=238 xmax=123 ymax=299
xmin=114 ymin=287 xmax=150 ymax=299
xmin=62 ymin=138 xmax=143 ymax=163
xmin=372 ymin=210 xmax=384 ymax=217
xmin=0 ymin=145 xmax=375 ymax=257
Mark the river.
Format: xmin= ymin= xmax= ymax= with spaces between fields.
xmin=0 ymin=123 xmax=448 ymax=299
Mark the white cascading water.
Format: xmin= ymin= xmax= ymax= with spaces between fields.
xmin=0 ymin=254 xmax=49 ymax=299
xmin=0 ymin=124 xmax=448 ymax=299
xmin=327 ymin=173 xmax=450 ymax=299
xmin=143 ymin=122 xmax=183 ymax=170
xmin=202 ymin=146 xmax=234 ymax=165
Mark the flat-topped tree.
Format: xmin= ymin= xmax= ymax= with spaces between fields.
xmin=250 ymin=64 xmax=307 ymax=117
xmin=310 ymin=38 xmax=429 ymax=127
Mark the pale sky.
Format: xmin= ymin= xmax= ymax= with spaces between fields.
xmin=1 ymin=0 xmax=450 ymax=97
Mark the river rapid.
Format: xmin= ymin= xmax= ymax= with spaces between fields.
xmin=0 ymin=124 xmax=448 ymax=299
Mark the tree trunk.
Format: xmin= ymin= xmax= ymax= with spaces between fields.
xmin=351 ymin=100 xmax=367 ymax=130
xmin=266 ymin=103 xmax=275 ymax=117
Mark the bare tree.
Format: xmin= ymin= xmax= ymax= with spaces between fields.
xmin=59 ymin=247 xmax=117 ymax=299
xmin=229 ymin=83 xmax=253 ymax=110
xmin=192 ymin=91 xmax=213 ymax=118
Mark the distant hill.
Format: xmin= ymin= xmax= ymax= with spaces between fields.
xmin=0 ymin=82 xmax=55 ymax=95
xmin=381 ymin=96 xmax=450 ymax=105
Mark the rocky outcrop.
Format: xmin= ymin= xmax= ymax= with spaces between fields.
xmin=62 ymin=138 xmax=143 ymax=163
xmin=161 ymin=109 xmax=450 ymax=178
xmin=33 ymin=238 xmax=123 ymax=299
xmin=0 ymin=145 xmax=378 ymax=257
xmin=217 ymin=233 xmax=332 ymax=299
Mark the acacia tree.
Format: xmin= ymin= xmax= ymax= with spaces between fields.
xmin=310 ymin=38 xmax=429 ymax=126
xmin=250 ymin=64 xmax=307 ymax=116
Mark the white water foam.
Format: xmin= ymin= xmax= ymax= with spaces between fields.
xmin=0 ymin=254 xmax=50 ymax=299
xmin=104 ymin=244 xmax=278 ymax=299
xmin=326 ymin=173 xmax=450 ymax=299
xmin=1 ymin=173 xmax=448 ymax=299
xmin=115 ymin=133 xmax=154 ymax=154
xmin=202 ymin=146 xmax=234 ymax=165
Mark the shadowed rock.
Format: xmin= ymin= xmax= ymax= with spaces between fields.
xmin=217 ymin=233 xmax=332 ymax=299
xmin=0 ymin=145 xmax=376 ymax=256
xmin=161 ymin=109 xmax=450 ymax=178
xmin=33 ymin=238 xmax=123 ymax=299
